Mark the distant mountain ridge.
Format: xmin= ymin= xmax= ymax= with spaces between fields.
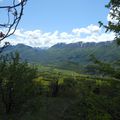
xmin=2 ymin=41 xmax=120 ymax=71
xmin=51 ymin=41 xmax=113 ymax=48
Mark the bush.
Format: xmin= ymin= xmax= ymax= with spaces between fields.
xmin=0 ymin=52 xmax=37 ymax=118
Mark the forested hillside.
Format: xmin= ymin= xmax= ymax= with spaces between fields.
xmin=3 ymin=41 xmax=120 ymax=71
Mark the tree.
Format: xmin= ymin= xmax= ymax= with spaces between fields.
xmin=99 ymin=0 xmax=120 ymax=44
xmin=88 ymin=0 xmax=120 ymax=79
xmin=0 ymin=52 xmax=37 ymax=118
xmin=86 ymin=54 xmax=120 ymax=79
xmin=0 ymin=0 xmax=27 ymax=53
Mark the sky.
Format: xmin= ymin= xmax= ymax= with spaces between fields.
xmin=0 ymin=0 xmax=115 ymax=47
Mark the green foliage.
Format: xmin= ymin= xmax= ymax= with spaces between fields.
xmin=99 ymin=0 xmax=120 ymax=44
xmin=0 ymin=62 xmax=119 ymax=120
xmin=62 ymin=96 xmax=112 ymax=120
xmin=0 ymin=52 xmax=37 ymax=118
xmin=59 ymin=77 xmax=78 ymax=97
xmin=17 ymin=67 xmax=120 ymax=120
xmin=86 ymin=54 xmax=120 ymax=79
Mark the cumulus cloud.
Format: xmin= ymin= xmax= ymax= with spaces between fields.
xmin=4 ymin=24 xmax=115 ymax=48
xmin=72 ymin=24 xmax=100 ymax=35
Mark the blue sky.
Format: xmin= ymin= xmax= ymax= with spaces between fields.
xmin=0 ymin=0 xmax=115 ymax=47
xmin=20 ymin=0 xmax=109 ymax=31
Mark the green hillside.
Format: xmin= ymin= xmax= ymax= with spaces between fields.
xmin=3 ymin=41 xmax=120 ymax=72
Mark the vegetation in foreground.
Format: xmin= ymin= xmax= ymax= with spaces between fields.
xmin=0 ymin=53 xmax=120 ymax=120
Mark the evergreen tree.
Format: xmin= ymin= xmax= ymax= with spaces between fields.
xmin=99 ymin=0 xmax=120 ymax=44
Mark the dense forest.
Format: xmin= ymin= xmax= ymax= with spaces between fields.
xmin=0 ymin=0 xmax=120 ymax=120
xmin=0 ymin=52 xmax=120 ymax=120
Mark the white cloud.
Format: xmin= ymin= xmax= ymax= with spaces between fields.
xmin=4 ymin=24 xmax=115 ymax=48
xmin=72 ymin=24 xmax=100 ymax=35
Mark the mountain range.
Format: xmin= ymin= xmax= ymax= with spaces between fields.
xmin=2 ymin=41 xmax=120 ymax=72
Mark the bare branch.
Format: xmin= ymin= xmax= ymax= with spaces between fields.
xmin=0 ymin=0 xmax=27 ymax=52
xmin=0 ymin=0 xmax=27 ymax=41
